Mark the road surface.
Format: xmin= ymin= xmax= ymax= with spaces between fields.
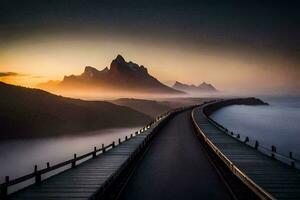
xmin=119 ymin=109 xmax=232 ymax=200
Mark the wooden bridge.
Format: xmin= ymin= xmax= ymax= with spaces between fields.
xmin=192 ymin=99 xmax=300 ymax=200
xmin=1 ymin=98 xmax=300 ymax=200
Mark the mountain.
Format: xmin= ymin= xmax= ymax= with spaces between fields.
xmin=197 ymin=82 xmax=217 ymax=91
xmin=111 ymin=98 xmax=172 ymax=118
xmin=172 ymin=81 xmax=217 ymax=93
xmin=40 ymin=55 xmax=183 ymax=95
xmin=0 ymin=82 xmax=152 ymax=139
xmin=173 ymin=81 xmax=198 ymax=91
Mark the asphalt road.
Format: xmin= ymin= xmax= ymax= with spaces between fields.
xmin=119 ymin=109 xmax=232 ymax=200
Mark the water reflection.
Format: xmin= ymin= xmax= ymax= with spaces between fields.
xmin=211 ymin=97 xmax=300 ymax=159
xmin=0 ymin=127 xmax=140 ymax=182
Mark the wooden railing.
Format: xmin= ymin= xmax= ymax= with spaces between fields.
xmin=0 ymin=110 xmax=172 ymax=198
xmin=191 ymin=104 xmax=276 ymax=200
xmin=202 ymin=100 xmax=300 ymax=169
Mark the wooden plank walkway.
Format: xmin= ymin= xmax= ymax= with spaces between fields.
xmin=192 ymin=105 xmax=300 ymax=200
xmin=6 ymin=115 xmax=168 ymax=200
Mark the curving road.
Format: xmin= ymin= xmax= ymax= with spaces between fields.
xmin=119 ymin=109 xmax=232 ymax=200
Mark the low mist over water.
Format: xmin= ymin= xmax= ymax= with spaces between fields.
xmin=0 ymin=127 xmax=140 ymax=182
xmin=211 ymin=96 xmax=300 ymax=159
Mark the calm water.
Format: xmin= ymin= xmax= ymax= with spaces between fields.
xmin=211 ymin=96 xmax=300 ymax=159
xmin=0 ymin=127 xmax=140 ymax=183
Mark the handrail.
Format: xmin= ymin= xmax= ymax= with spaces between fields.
xmin=94 ymin=106 xmax=191 ymax=198
xmin=0 ymin=110 xmax=173 ymax=197
xmin=0 ymin=105 xmax=195 ymax=199
xmin=203 ymin=100 xmax=300 ymax=167
xmin=191 ymin=106 xmax=276 ymax=200
xmin=4 ymin=141 xmax=113 ymax=187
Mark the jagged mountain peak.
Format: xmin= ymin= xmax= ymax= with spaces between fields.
xmin=198 ymin=81 xmax=216 ymax=90
xmin=48 ymin=55 xmax=183 ymax=94
xmin=173 ymin=81 xmax=217 ymax=93
xmin=198 ymin=81 xmax=208 ymax=86
xmin=110 ymin=55 xmax=148 ymax=75
xmin=84 ymin=66 xmax=99 ymax=75
xmin=115 ymin=54 xmax=126 ymax=63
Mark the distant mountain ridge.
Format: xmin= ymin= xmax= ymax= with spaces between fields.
xmin=173 ymin=81 xmax=217 ymax=93
xmin=40 ymin=55 xmax=183 ymax=95
xmin=0 ymin=81 xmax=152 ymax=139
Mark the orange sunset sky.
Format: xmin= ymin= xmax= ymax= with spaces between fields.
xmin=1 ymin=1 xmax=299 ymax=96
xmin=0 ymin=33 xmax=299 ymax=95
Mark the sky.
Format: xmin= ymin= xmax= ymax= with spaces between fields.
xmin=0 ymin=0 xmax=299 ymax=95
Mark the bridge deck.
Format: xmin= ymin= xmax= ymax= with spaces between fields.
xmin=9 ymin=128 xmax=155 ymax=200
xmin=120 ymin=109 xmax=232 ymax=200
xmin=193 ymin=106 xmax=300 ymax=200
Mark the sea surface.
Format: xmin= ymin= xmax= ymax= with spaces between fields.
xmin=0 ymin=127 xmax=140 ymax=184
xmin=211 ymin=96 xmax=300 ymax=159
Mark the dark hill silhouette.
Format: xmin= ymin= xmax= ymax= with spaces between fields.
xmin=112 ymin=98 xmax=172 ymax=117
xmin=173 ymin=81 xmax=217 ymax=93
xmin=40 ymin=55 xmax=183 ymax=95
xmin=0 ymin=82 xmax=152 ymax=139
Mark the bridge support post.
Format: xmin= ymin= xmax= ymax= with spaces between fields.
xmin=289 ymin=152 xmax=295 ymax=168
xmin=72 ymin=154 xmax=77 ymax=168
xmin=102 ymin=144 xmax=105 ymax=153
xmin=93 ymin=147 xmax=97 ymax=158
xmin=245 ymin=137 xmax=249 ymax=143
xmin=271 ymin=146 xmax=276 ymax=159
xmin=34 ymin=165 xmax=41 ymax=184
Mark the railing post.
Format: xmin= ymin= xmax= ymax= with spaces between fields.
xmin=102 ymin=144 xmax=105 ymax=153
xmin=72 ymin=154 xmax=77 ymax=168
xmin=245 ymin=137 xmax=249 ymax=143
xmin=93 ymin=147 xmax=97 ymax=158
xmin=125 ymin=136 xmax=128 ymax=141
xmin=255 ymin=141 xmax=259 ymax=149
xmin=112 ymin=141 xmax=115 ymax=148
xmin=34 ymin=165 xmax=41 ymax=184
xmin=130 ymin=134 xmax=133 ymax=138
xmin=47 ymin=162 xmax=50 ymax=168
xmin=0 ymin=176 xmax=9 ymax=199
xmin=271 ymin=145 xmax=276 ymax=158
xmin=289 ymin=152 xmax=295 ymax=167
xmin=118 ymin=138 xmax=121 ymax=144
xmin=135 ymin=131 xmax=138 ymax=136
xmin=237 ymin=134 xmax=240 ymax=139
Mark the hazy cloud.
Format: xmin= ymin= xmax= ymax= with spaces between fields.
xmin=31 ymin=75 xmax=43 ymax=78
xmin=0 ymin=72 xmax=20 ymax=77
